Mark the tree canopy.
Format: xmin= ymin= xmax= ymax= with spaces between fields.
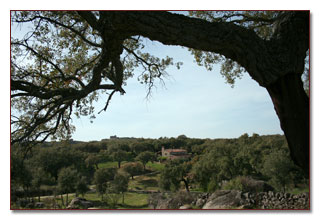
xmin=11 ymin=11 xmax=309 ymax=175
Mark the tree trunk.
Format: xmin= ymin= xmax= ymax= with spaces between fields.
xmin=60 ymin=194 xmax=64 ymax=206
xmin=181 ymin=178 xmax=190 ymax=192
xmin=118 ymin=161 xmax=121 ymax=168
xmin=266 ymin=73 xmax=309 ymax=177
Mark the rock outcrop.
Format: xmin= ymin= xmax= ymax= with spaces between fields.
xmin=202 ymin=190 xmax=242 ymax=209
xmin=67 ymin=197 xmax=94 ymax=209
xmin=148 ymin=190 xmax=310 ymax=210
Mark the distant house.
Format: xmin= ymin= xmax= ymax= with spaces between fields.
xmin=161 ymin=147 xmax=190 ymax=160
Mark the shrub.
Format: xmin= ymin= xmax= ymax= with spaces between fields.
xmin=222 ymin=177 xmax=243 ymax=191
xmin=207 ymin=179 xmax=219 ymax=192
xmin=222 ymin=176 xmax=269 ymax=192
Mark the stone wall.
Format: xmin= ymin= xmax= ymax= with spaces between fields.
xmin=253 ymin=191 xmax=309 ymax=209
xmin=148 ymin=190 xmax=310 ymax=210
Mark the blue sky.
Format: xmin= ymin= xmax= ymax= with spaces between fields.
xmin=71 ymin=40 xmax=283 ymax=141
xmin=10 ymin=12 xmax=283 ymax=142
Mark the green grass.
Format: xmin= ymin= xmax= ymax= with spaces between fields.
xmin=146 ymin=162 xmax=165 ymax=171
xmin=128 ymin=172 xmax=161 ymax=191
xmin=36 ymin=191 xmax=149 ymax=209
xmin=117 ymin=192 xmax=149 ymax=209
xmin=288 ymin=186 xmax=309 ymax=195
xmin=97 ymin=161 xmax=165 ymax=171
xmin=17 ymin=161 xmax=166 ymax=209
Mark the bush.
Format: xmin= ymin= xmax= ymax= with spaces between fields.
xmin=104 ymin=193 xmax=121 ymax=208
xmin=222 ymin=177 xmax=244 ymax=191
xmin=207 ymin=179 xmax=219 ymax=192
xmin=222 ymin=176 xmax=271 ymax=193
xmin=171 ymin=191 xmax=195 ymax=207
xmin=158 ymin=156 xmax=167 ymax=163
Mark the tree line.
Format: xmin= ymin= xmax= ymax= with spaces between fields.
xmin=159 ymin=134 xmax=307 ymax=193
xmin=11 ymin=134 xmax=308 ymax=208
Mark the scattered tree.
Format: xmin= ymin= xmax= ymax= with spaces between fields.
xmin=93 ymin=167 xmax=116 ymax=200
xmin=135 ymin=151 xmax=156 ymax=171
xmin=76 ymin=176 xmax=90 ymax=197
xmin=85 ymin=154 xmax=102 ymax=170
xmin=57 ymin=166 xmax=79 ymax=206
xmin=11 ymin=11 xmax=309 ymax=176
xmin=31 ymin=167 xmax=53 ymax=202
xmin=121 ymin=162 xmax=144 ymax=179
xmin=160 ymin=159 xmax=192 ymax=192
xmin=110 ymin=171 xmax=129 ymax=204
xmin=111 ymin=150 xmax=130 ymax=168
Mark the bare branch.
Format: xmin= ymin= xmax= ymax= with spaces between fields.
xmin=98 ymin=90 xmax=117 ymax=114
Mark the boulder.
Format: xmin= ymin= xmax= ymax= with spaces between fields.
xmin=202 ymin=190 xmax=242 ymax=209
xmin=179 ymin=204 xmax=192 ymax=209
xmin=35 ymin=202 xmax=45 ymax=208
xmin=67 ymin=197 xmax=93 ymax=209
xmin=195 ymin=198 xmax=206 ymax=208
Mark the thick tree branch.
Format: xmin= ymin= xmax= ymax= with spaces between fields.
xmin=100 ymin=11 xmax=308 ymax=87
xmin=77 ymin=11 xmax=100 ymax=31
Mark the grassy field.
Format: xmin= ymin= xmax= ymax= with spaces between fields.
xmin=145 ymin=161 xmax=165 ymax=171
xmin=288 ymin=186 xmax=309 ymax=195
xmin=97 ymin=161 xmax=165 ymax=171
xmin=129 ymin=172 xmax=161 ymax=191
xmin=35 ymin=190 xmax=149 ymax=209
xmin=24 ymin=161 xmax=164 ymax=209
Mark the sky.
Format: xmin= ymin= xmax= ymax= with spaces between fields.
xmin=10 ymin=11 xmax=284 ymax=142
xmin=71 ymin=40 xmax=283 ymax=141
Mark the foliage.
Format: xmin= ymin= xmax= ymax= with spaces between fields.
xmin=191 ymin=134 xmax=304 ymax=192
xmin=57 ymin=166 xmax=79 ymax=205
xmin=109 ymin=171 xmax=130 ymax=204
xmin=31 ymin=167 xmax=54 ymax=201
xmin=261 ymin=150 xmax=296 ymax=192
xmin=10 ymin=11 xmax=183 ymax=145
xmin=135 ymin=151 xmax=156 ymax=170
xmin=107 ymin=145 xmax=132 ymax=168
xmin=11 ymin=134 xmax=308 ymax=209
xmin=29 ymin=146 xmax=93 ymax=180
xmin=191 ymin=142 xmax=238 ymax=190
xmin=130 ymin=142 xmax=155 ymax=156
xmin=159 ymin=159 xmax=192 ymax=192
xmin=188 ymin=11 xmax=280 ymax=87
xmin=121 ymin=162 xmax=144 ymax=179
xmin=222 ymin=176 xmax=267 ymax=193
xmin=93 ymin=167 xmax=116 ymax=199
xmin=10 ymin=11 xmax=309 ymax=179
xmin=11 ymin=151 xmax=33 ymax=191
xmin=76 ymin=176 xmax=90 ymax=197
xmin=85 ymin=153 xmax=102 ymax=170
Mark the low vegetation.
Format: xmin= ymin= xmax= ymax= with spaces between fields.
xmin=11 ymin=134 xmax=309 ymax=209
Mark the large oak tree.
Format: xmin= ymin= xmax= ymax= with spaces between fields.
xmin=11 ymin=11 xmax=309 ymax=175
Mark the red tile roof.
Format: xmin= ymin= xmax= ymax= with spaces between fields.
xmin=164 ymin=149 xmax=187 ymax=153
